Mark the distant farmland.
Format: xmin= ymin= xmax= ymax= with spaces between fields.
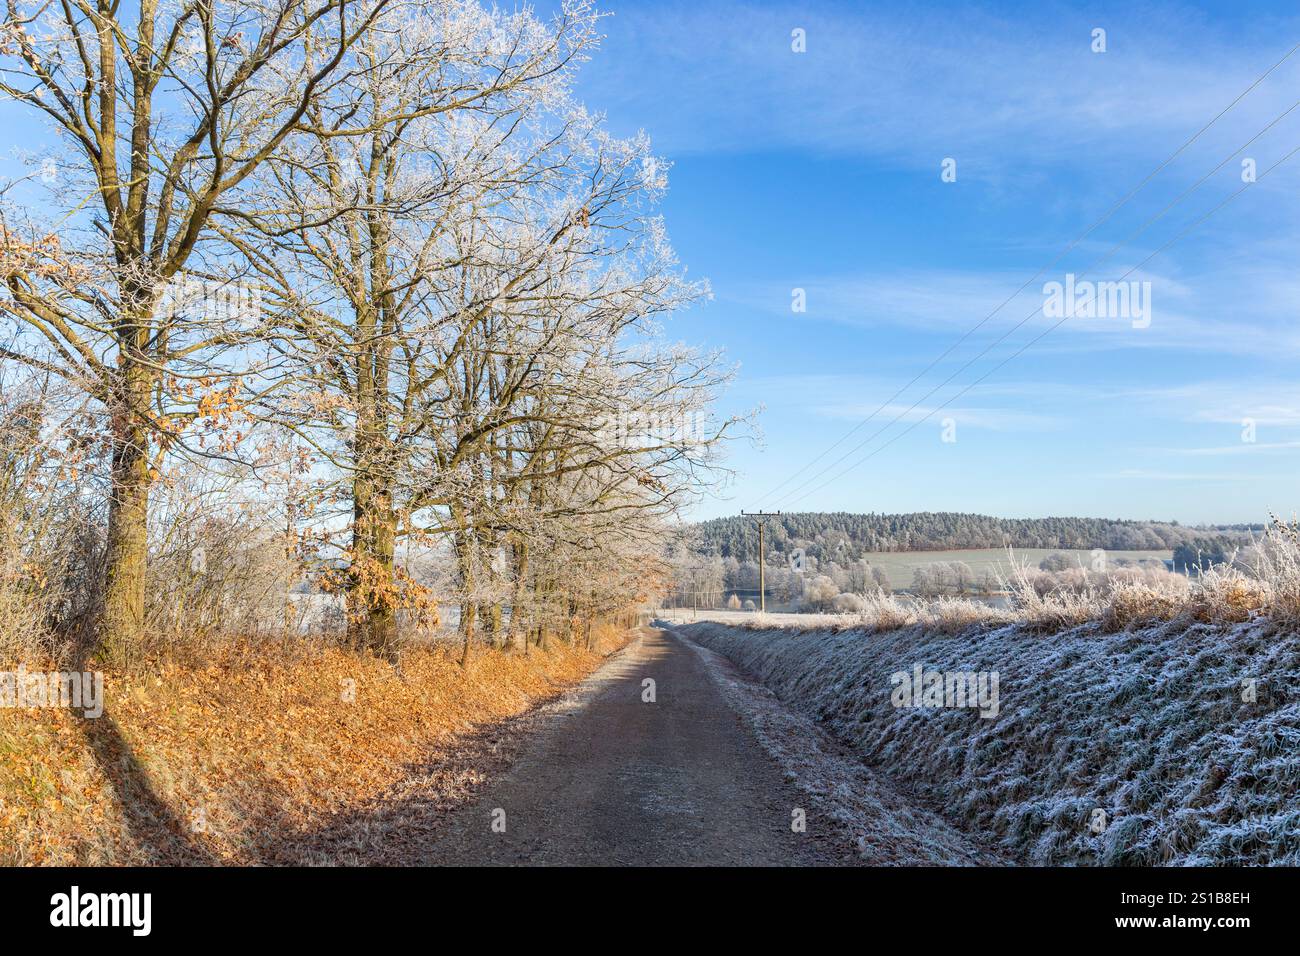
xmin=856 ymin=547 xmax=1172 ymax=590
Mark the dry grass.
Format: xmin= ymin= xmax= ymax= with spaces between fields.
xmin=1102 ymin=579 xmax=1188 ymax=631
xmin=715 ymin=520 xmax=1300 ymax=640
xmin=0 ymin=625 xmax=629 ymax=865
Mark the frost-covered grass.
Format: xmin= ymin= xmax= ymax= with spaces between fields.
xmin=677 ymin=616 xmax=1300 ymax=865
xmin=676 ymin=632 xmax=1004 ymax=865
xmin=668 ymin=525 xmax=1300 ymax=864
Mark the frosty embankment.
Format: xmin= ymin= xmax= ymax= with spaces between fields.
xmin=673 ymin=617 xmax=1300 ymax=866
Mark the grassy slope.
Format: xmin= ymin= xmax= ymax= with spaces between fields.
xmin=679 ymin=619 xmax=1300 ymax=865
xmin=1 ymin=631 xmax=627 ymax=865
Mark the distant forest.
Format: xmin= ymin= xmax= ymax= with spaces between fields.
xmin=664 ymin=512 xmax=1260 ymax=610
xmin=692 ymin=512 xmax=1258 ymax=561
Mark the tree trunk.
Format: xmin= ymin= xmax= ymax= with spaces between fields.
xmin=531 ymin=574 xmax=547 ymax=650
xmin=565 ymin=595 xmax=579 ymax=644
xmin=444 ymin=507 xmax=480 ymax=665
xmin=349 ymin=472 xmax=398 ymax=659
xmin=98 ymin=362 xmax=153 ymax=666
xmin=100 ymin=431 xmax=150 ymax=665
xmin=509 ymin=540 xmax=529 ymax=653
xmin=459 ymin=601 xmax=476 ymax=665
xmin=349 ymin=287 xmax=399 ymax=659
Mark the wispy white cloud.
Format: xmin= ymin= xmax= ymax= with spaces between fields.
xmin=740 ymin=372 xmax=1062 ymax=429
xmin=1120 ymin=382 xmax=1300 ymax=425
xmin=720 ymin=250 xmax=1300 ymax=358
xmin=584 ymin=1 xmax=1300 ymax=174
xmin=1101 ymin=468 xmax=1258 ymax=481
xmin=1170 ymin=440 xmax=1300 ymax=456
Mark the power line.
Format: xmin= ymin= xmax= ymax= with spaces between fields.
xmin=756 ymin=40 xmax=1300 ymax=508
xmin=783 ymin=140 xmax=1300 ymax=509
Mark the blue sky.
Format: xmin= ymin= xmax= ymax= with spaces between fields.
xmin=3 ymin=0 xmax=1295 ymax=527
xmin=572 ymin=0 xmax=1300 ymax=525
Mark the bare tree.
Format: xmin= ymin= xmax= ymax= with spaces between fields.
xmin=238 ymin=0 xmax=737 ymax=658
xmin=223 ymin=0 xmax=603 ymax=655
xmin=1 ymin=0 xmax=742 ymax=671
xmin=0 ymin=0 xmax=393 ymax=661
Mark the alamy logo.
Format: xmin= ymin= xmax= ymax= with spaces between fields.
xmin=890 ymin=663 xmax=999 ymax=719
xmin=594 ymin=409 xmax=704 ymax=449
xmin=50 ymin=886 xmax=151 ymax=936
xmin=0 ymin=665 xmax=103 ymax=718
xmin=155 ymin=274 xmax=261 ymax=327
xmin=1043 ymin=273 xmax=1151 ymax=328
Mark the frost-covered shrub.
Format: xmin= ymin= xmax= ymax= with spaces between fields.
xmin=1038 ymin=552 xmax=1072 ymax=572
xmin=856 ymin=593 xmax=916 ymax=631
xmin=832 ymin=592 xmax=865 ymax=613
xmin=1185 ymin=567 xmax=1268 ymax=624
xmin=923 ymin=596 xmax=1009 ymax=634
xmin=912 ymin=560 xmax=976 ymax=596
xmin=799 ymin=574 xmax=840 ymax=611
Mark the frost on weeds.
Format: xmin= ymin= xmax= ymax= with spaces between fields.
xmin=677 ymin=608 xmax=1300 ymax=866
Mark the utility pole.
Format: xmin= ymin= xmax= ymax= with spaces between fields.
xmin=741 ymin=511 xmax=781 ymax=613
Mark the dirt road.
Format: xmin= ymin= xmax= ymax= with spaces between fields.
xmin=425 ymin=627 xmax=849 ymax=865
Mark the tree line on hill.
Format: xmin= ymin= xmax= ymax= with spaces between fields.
xmin=693 ymin=512 xmax=1255 ymax=561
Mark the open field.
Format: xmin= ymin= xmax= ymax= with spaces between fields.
xmin=855 ymin=548 xmax=1172 ymax=588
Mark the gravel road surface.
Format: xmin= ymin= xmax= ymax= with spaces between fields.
xmin=426 ymin=627 xmax=850 ymax=865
